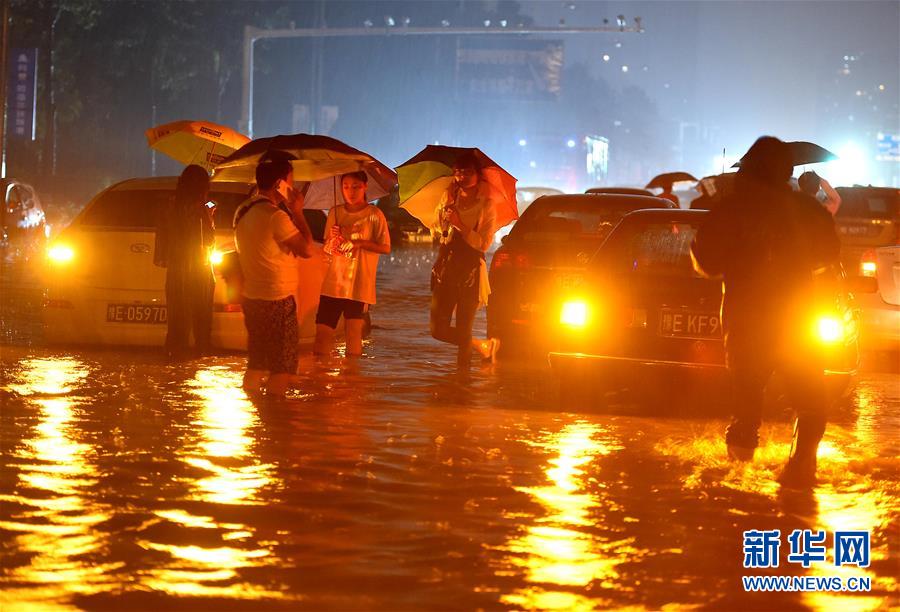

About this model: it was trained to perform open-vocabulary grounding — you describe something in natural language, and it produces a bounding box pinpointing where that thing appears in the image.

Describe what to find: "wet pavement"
[1,247,898,610]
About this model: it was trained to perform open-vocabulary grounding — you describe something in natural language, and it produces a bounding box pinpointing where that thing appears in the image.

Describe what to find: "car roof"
[585,187,654,196]
[531,193,676,210]
[616,207,708,224]
[109,176,251,194]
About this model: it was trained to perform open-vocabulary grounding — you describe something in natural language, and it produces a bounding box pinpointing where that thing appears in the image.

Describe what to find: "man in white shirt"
[234,157,312,395]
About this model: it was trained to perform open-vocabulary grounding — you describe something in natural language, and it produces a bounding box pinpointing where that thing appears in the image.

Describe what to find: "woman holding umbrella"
[429,153,500,366]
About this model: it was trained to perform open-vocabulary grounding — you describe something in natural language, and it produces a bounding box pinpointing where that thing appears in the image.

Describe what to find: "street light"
[363,19,373,27]
[385,16,395,27]
[617,14,626,30]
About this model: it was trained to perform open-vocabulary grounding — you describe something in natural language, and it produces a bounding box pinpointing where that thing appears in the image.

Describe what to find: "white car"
[495,186,565,245]
[856,245,899,351]
[43,176,327,349]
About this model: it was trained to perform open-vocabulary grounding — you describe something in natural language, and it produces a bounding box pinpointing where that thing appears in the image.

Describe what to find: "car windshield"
[602,221,703,278]
[835,188,898,220]
[510,199,647,243]
[78,188,249,229]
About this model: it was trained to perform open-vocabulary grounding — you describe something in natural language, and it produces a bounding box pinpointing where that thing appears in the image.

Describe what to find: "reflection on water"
[0,358,121,607]
[181,366,274,505]
[499,422,625,610]
[0,251,897,609]
[138,365,286,602]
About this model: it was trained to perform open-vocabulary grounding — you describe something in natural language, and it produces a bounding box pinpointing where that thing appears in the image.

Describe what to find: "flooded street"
[1,247,898,610]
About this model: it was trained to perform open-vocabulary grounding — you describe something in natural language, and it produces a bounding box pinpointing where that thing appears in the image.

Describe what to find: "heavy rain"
[1,1,898,610]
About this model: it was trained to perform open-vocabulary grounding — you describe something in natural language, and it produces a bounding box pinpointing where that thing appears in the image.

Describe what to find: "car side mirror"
[845,275,878,294]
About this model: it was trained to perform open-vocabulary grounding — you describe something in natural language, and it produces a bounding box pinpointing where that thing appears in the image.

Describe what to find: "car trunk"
[490,236,603,326]
[603,273,726,366]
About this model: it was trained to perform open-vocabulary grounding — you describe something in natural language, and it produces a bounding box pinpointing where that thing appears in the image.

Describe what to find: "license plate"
[556,273,583,289]
[659,309,721,339]
[106,303,167,324]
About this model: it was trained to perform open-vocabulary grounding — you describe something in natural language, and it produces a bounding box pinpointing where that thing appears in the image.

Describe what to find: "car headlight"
[560,299,589,327]
[209,249,224,266]
[47,244,75,263]
[816,315,844,344]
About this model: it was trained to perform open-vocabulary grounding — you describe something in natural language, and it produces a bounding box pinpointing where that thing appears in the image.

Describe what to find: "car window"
[511,202,640,243]
[835,189,898,220]
[608,222,701,277]
[79,188,248,229]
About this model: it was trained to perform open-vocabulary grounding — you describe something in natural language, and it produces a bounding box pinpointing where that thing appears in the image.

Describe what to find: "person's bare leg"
[266,373,292,396]
[345,319,364,356]
[471,338,491,358]
[313,324,335,356]
[242,369,268,393]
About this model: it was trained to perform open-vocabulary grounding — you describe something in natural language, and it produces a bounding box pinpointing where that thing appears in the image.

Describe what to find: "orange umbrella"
[397,145,518,231]
[146,120,250,171]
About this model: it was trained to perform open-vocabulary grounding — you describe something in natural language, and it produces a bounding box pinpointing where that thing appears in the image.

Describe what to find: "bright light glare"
[817,316,844,344]
[560,301,588,327]
[518,139,527,147]
[824,142,868,186]
[566,139,576,148]
[860,261,877,277]
[47,244,74,263]
[209,250,224,266]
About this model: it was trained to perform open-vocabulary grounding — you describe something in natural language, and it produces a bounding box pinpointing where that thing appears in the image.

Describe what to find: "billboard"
[876,133,899,162]
[7,48,38,140]
[455,39,563,101]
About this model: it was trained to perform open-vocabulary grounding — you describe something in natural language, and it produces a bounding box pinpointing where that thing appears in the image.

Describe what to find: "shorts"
[242,295,299,375]
[315,295,368,329]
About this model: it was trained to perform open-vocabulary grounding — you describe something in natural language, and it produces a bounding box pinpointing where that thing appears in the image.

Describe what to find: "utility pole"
[0,0,9,177]
[239,23,644,138]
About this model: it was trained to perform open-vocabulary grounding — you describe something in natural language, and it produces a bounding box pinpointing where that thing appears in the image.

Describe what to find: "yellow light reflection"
[0,358,121,606]
[499,423,623,608]
[138,366,283,602]
[183,367,275,505]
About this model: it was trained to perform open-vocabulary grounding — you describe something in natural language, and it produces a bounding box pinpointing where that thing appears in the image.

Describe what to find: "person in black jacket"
[691,136,840,488]
[155,165,215,359]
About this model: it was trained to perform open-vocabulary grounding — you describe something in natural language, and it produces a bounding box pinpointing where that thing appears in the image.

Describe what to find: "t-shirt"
[320,204,390,304]
[233,196,301,301]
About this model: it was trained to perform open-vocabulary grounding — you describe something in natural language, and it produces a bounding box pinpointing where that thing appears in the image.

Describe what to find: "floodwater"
[1,247,898,610]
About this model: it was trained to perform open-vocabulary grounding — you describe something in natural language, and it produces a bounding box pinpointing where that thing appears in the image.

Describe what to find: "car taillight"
[859,249,877,277]
[490,251,530,272]
[560,299,589,327]
[47,243,75,263]
[816,315,844,344]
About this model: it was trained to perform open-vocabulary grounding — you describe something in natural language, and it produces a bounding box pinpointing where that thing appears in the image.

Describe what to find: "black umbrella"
[732,141,838,168]
[645,171,698,190]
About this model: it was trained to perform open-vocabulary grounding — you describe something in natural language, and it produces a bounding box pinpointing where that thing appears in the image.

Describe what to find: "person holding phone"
[233,157,313,396]
[154,164,215,360]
